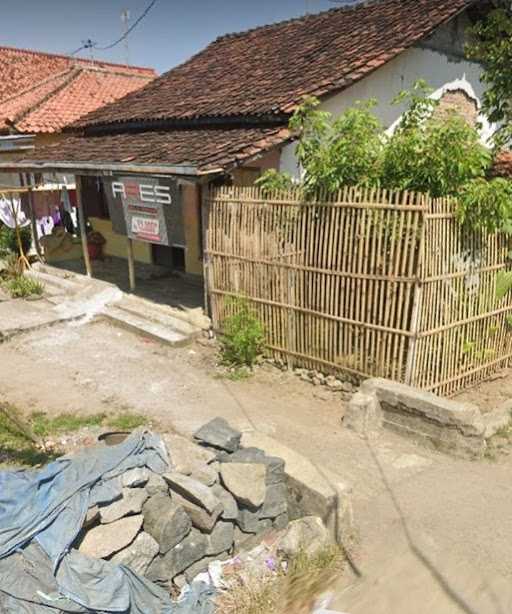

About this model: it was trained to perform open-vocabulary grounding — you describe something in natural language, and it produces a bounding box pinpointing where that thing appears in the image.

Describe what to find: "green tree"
[381,81,492,197]
[466,7,512,148]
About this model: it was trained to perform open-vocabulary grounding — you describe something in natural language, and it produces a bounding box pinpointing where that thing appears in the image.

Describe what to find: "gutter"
[0,159,204,177]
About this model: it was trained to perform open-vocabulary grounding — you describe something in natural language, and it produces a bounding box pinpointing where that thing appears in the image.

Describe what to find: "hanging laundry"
[0,196,30,229]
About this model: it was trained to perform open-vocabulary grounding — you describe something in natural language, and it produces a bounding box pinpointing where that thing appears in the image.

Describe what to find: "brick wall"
[435,89,479,126]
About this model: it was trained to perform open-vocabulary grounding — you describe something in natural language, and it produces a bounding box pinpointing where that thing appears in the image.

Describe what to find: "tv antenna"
[121,9,131,64]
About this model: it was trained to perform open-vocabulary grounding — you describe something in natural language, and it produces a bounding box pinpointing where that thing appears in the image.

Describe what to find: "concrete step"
[27,269,83,296]
[119,293,210,332]
[103,305,191,347]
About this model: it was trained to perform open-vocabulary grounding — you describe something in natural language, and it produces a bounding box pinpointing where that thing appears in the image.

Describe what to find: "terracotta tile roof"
[73,0,474,131]
[12,127,292,173]
[0,46,155,134]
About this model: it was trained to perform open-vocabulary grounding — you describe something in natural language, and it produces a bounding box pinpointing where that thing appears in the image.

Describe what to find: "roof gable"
[73,0,475,131]
[0,46,156,134]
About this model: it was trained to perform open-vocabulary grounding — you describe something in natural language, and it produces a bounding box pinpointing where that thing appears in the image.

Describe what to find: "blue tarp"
[0,430,215,613]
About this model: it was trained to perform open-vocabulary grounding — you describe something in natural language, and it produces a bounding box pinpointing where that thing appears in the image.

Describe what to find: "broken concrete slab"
[359,378,488,458]
[220,462,266,510]
[344,391,383,438]
[194,417,241,453]
[79,515,143,559]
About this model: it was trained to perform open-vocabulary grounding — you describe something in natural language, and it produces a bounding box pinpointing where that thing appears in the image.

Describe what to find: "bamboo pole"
[127,237,136,291]
[75,177,92,277]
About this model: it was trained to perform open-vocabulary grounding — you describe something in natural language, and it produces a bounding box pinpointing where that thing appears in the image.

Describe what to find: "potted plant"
[86,230,106,261]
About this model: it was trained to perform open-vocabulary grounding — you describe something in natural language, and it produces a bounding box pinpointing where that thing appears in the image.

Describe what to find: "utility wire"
[95,0,157,50]
[66,0,157,58]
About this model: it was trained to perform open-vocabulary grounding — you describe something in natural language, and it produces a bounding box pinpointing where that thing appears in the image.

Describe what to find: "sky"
[1,0,355,74]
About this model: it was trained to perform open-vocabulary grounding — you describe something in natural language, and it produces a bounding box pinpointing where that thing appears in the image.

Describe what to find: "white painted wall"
[280,44,494,179]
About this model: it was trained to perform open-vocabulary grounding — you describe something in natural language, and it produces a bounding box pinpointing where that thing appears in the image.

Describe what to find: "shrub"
[3,275,44,298]
[220,299,265,368]
[456,177,512,235]
[0,224,32,258]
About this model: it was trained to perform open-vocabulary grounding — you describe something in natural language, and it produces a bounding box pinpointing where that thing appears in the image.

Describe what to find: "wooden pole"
[76,176,92,277]
[127,237,136,291]
[27,189,43,262]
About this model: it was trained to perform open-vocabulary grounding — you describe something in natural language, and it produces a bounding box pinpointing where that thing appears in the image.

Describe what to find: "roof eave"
[0,158,203,177]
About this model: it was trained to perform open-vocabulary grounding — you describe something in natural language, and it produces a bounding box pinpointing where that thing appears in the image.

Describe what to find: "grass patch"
[0,405,59,468]
[217,545,344,614]
[2,275,44,298]
[30,411,148,437]
[106,413,147,430]
[31,412,107,437]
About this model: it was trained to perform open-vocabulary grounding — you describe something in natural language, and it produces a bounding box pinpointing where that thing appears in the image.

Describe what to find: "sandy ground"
[1,318,512,612]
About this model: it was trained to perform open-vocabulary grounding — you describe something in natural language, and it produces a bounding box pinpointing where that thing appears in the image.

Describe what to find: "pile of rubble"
[76,418,293,590]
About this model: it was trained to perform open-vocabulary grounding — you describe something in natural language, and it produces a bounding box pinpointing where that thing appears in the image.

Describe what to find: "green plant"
[107,412,147,430]
[495,270,512,302]
[0,223,32,257]
[381,81,491,197]
[456,178,512,235]
[256,169,295,194]
[3,274,44,298]
[220,299,265,368]
[30,411,147,436]
[466,8,512,148]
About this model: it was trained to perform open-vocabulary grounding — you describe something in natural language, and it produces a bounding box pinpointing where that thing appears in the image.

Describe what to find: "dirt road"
[1,319,512,612]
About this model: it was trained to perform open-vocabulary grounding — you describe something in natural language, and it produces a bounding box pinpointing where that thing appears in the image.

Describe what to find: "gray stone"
[228,448,285,485]
[220,462,266,510]
[233,521,272,551]
[163,472,221,514]
[190,464,218,486]
[260,483,287,519]
[236,507,262,534]
[84,505,100,529]
[211,483,238,521]
[162,432,216,476]
[110,532,159,575]
[194,417,241,453]
[241,432,355,544]
[343,391,383,439]
[145,473,169,497]
[483,399,512,439]
[122,468,150,488]
[143,494,192,553]
[273,512,289,531]
[146,529,208,582]
[205,521,235,556]
[277,516,331,559]
[172,492,221,533]
[99,488,149,524]
[325,375,343,391]
[79,515,143,559]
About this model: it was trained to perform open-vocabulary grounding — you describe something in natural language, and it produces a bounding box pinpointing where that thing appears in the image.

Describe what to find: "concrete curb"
[344,378,512,459]
[241,431,355,545]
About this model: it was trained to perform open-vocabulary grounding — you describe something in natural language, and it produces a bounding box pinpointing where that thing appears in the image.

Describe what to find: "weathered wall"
[89,217,153,264]
[280,17,494,178]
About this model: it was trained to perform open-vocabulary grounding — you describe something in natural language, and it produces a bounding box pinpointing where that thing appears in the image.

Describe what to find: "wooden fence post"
[76,176,92,277]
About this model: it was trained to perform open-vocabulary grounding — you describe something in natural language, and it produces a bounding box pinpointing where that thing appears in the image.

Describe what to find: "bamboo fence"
[205,186,512,397]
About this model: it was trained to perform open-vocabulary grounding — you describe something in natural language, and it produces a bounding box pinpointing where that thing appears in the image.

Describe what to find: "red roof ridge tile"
[9,68,81,126]
[0,45,156,76]
[0,67,75,109]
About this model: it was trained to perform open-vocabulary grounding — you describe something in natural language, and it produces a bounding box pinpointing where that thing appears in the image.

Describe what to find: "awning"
[0,126,291,176]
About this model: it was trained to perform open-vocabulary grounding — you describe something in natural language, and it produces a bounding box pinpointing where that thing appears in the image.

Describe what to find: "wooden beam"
[75,177,92,277]
[27,190,43,262]
[127,237,136,291]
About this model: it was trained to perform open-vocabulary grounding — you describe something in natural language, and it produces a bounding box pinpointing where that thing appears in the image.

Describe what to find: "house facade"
[0,0,499,281]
